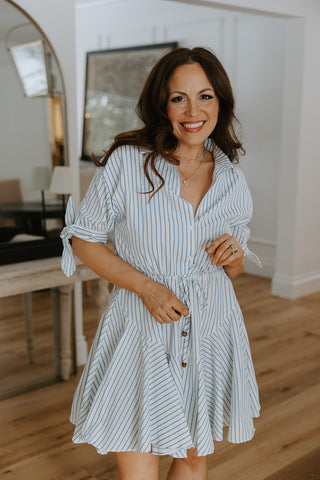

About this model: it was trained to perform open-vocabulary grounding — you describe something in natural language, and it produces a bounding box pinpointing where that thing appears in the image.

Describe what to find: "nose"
[185,99,199,117]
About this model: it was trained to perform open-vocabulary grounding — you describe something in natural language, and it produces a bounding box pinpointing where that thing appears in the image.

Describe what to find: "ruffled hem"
[70,291,260,458]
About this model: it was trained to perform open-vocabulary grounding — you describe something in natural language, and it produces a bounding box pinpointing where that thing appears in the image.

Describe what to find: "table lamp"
[31,166,52,235]
[50,166,73,213]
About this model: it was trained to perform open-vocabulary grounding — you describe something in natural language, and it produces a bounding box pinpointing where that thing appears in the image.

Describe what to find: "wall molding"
[272,271,320,299]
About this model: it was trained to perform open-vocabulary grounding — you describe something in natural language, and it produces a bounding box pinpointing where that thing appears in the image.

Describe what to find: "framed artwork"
[81,42,177,160]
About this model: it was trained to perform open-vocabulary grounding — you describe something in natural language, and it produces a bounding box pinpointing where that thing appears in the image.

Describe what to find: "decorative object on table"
[50,166,73,213]
[81,42,177,161]
[31,166,52,235]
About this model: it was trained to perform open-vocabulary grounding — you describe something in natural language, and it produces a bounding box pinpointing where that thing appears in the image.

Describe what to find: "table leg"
[23,292,34,364]
[51,288,61,377]
[58,284,73,381]
[96,279,111,316]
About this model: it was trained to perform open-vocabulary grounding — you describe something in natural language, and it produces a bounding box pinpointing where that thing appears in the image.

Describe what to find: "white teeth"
[182,121,205,128]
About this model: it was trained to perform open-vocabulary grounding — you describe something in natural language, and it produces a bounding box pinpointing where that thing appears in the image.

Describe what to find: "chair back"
[0,179,23,226]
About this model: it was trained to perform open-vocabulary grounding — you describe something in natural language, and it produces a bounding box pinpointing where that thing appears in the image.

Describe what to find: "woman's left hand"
[205,233,244,268]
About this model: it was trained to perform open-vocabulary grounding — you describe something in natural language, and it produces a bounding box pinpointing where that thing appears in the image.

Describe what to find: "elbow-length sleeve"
[228,168,262,267]
[60,167,116,277]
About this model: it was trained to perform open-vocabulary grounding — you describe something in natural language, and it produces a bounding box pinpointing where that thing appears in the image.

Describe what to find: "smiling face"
[167,62,219,154]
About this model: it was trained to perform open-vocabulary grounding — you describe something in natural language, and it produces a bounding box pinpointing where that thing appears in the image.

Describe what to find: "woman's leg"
[166,449,208,480]
[115,451,159,480]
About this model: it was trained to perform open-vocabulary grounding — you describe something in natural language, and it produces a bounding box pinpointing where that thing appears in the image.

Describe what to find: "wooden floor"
[0,275,319,480]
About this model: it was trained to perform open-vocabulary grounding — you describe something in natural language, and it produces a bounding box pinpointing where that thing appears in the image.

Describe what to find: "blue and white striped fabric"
[61,140,260,458]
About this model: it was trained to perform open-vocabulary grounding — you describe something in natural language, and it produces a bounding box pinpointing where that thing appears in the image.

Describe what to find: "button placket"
[186,216,198,269]
[181,314,191,368]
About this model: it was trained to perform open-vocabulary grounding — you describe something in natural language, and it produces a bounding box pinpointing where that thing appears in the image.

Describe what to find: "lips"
[181,121,205,129]
[179,120,206,133]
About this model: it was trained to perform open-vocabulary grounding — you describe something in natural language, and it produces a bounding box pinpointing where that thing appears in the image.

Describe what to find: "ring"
[229,245,236,255]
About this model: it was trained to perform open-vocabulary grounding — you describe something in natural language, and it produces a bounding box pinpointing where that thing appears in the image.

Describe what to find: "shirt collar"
[204,138,236,175]
[138,139,235,170]
[138,139,236,193]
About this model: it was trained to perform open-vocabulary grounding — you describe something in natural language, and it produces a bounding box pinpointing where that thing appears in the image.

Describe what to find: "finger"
[214,241,239,264]
[211,239,231,264]
[170,307,183,322]
[213,238,239,264]
[206,234,231,254]
[173,301,189,317]
[163,307,180,322]
[216,248,242,266]
[221,250,243,266]
[153,313,165,324]
[156,311,172,324]
[164,312,175,323]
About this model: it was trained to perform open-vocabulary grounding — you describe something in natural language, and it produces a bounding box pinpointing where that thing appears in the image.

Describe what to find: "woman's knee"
[115,451,159,480]
[174,454,208,473]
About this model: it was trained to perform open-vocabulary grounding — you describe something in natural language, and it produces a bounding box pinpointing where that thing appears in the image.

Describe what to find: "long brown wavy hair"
[93,47,244,197]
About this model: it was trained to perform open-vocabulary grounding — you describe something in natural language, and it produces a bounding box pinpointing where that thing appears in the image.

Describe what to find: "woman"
[61,47,261,480]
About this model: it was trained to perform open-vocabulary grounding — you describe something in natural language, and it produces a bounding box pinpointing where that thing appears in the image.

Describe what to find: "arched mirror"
[0,0,68,265]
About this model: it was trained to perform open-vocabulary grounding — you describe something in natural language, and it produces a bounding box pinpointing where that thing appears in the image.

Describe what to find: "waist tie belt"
[151,269,225,366]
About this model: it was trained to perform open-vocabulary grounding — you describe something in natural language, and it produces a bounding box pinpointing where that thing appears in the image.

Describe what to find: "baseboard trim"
[272,271,320,299]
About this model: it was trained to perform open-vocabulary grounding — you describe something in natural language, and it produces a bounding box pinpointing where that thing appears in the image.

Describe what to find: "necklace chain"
[178,151,206,187]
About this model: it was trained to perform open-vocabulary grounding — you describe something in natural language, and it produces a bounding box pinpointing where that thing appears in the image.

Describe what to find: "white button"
[188,225,194,231]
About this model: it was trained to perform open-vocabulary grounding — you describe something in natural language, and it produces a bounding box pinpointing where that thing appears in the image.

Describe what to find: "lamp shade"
[31,166,52,190]
[50,166,73,194]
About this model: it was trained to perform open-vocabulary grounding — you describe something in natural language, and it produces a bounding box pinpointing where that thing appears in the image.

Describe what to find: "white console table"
[0,257,99,381]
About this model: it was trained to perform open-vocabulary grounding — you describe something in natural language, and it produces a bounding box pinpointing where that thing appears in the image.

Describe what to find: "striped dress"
[60,140,261,458]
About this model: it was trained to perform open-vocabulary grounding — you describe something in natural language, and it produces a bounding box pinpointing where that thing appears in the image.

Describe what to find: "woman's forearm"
[72,236,151,297]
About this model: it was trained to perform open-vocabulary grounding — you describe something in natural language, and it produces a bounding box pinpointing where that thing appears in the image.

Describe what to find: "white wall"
[76,0,285,279]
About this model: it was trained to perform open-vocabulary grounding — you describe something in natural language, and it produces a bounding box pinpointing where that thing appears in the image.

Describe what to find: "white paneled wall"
[76,0,286,278]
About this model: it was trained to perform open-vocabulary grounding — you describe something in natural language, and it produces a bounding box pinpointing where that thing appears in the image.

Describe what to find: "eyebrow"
[169,88,214,95]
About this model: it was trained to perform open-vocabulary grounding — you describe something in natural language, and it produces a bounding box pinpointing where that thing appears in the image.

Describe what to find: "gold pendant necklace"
[180,155,204,187]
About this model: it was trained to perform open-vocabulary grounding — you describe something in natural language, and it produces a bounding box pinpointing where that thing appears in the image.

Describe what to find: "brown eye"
[170,96,184,103]
[201,94,213,100]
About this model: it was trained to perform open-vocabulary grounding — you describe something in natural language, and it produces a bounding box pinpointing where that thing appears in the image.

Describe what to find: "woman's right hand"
[138,279,189,324]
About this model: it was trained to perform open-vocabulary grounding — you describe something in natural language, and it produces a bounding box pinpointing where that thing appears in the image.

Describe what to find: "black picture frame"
[81,42,178,161]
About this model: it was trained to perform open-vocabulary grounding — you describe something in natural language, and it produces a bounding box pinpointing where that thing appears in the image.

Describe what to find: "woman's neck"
[174,144,210,165]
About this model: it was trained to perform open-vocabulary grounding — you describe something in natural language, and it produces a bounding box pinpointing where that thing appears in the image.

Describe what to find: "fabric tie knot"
[181,275,208,312]
[60,196,77,277]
